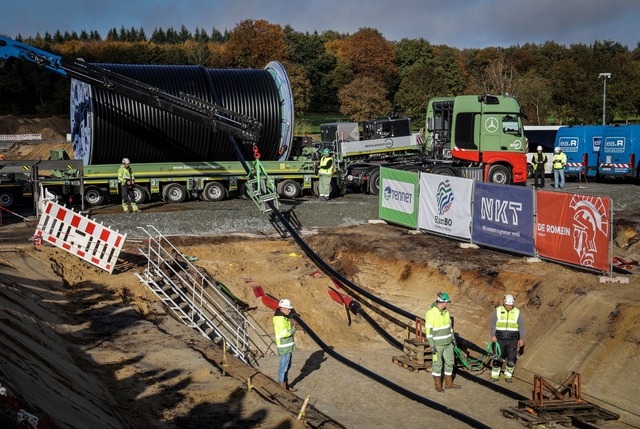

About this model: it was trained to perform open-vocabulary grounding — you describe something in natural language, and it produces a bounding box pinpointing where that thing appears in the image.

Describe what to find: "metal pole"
[602,77,607,126]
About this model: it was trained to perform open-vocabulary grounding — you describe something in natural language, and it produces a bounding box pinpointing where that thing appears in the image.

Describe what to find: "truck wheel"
[132,184,150,204]
[203,181,227,202]
[312,180,320,197]
[527,165,534,179]
[0,191,14,207]
[488,165,512,185]
[277,179,301,199]
[368,169,381,195]
[163,183,186,203]
[84,186,105,206]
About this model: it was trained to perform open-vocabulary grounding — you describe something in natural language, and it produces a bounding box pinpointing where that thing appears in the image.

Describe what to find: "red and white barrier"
[36,201,126,273]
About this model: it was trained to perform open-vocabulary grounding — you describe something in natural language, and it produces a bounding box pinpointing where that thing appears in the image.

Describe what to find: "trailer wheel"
[488,165,512,185]
[431,167,456,177]
[368,169,381,195]
[84,186,105,206]
[0,191,15,207]
[132,184,150,204]
[163,183,186,203]
[277,179,301,199]
[203,181,227,202]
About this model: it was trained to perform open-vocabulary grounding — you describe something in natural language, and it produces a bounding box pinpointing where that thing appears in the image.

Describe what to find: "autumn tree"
[222,19,288,68]
[394,64,449,126]
[337,28,397,81]
[282,61,311,118]
[517,70,552,125]
[338,76,392,122]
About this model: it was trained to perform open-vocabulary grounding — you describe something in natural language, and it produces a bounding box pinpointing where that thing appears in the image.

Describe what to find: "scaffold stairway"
[135,225,275,366]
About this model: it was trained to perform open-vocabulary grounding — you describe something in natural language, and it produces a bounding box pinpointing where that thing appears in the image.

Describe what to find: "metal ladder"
[135,225,275,365]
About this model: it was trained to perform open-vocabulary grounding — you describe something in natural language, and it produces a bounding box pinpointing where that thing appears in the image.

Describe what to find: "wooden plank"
[392,355,431,372]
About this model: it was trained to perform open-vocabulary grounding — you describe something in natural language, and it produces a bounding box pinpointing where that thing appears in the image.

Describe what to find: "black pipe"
[291,312,492,429]
[348,301,403,350]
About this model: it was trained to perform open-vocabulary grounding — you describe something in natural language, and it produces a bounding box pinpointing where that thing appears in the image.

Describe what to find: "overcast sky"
[2,0,638,49]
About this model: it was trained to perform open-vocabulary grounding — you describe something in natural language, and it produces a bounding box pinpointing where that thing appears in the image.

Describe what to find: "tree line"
[2,20,640,129]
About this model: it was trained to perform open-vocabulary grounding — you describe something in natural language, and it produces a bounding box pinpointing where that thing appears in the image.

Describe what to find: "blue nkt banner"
[472,182,535,255]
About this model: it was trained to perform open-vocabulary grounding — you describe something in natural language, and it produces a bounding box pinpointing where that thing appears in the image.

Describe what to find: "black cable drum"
[70,63,294,165]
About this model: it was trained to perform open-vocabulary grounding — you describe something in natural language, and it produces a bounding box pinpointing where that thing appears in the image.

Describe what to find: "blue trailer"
[556,125,605,178]
[598,124,640,181]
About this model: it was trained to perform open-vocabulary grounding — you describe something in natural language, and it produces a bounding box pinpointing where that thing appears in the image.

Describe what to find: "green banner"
[378,166,419,228]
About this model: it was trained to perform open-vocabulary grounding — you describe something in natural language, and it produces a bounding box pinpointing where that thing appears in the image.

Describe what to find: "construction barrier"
[535,191,611,272]
[36,201,126,273]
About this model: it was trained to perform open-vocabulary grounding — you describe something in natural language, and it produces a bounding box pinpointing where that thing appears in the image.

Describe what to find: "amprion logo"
[436,180,454,215]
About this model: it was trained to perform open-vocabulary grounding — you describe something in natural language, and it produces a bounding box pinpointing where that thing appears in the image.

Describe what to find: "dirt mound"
[0,115,69,136]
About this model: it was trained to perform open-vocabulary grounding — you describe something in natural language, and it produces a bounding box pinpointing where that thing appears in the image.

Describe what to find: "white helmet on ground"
[278,298,294,309]
[122,158,130,164]
[536,145,543,151]
[503,294,515,305]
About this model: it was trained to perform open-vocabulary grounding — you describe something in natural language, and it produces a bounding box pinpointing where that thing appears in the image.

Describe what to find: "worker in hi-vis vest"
[273,298,298,392]
[425,292,461,392]
[317,148,333,201]
[552,147,567,189]
[489,294,525,383]
[531,145,547,189]
[117,158,139,213]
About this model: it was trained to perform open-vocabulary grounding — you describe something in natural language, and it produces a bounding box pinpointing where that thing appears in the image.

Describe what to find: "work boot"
[122,202,129,212]
[279,382,297,392]
[444,375,461,389]
[131,202,139,212]
[433,376,444,393]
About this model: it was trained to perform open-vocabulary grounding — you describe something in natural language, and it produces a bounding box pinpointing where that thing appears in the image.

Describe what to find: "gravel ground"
[84,177,640,239]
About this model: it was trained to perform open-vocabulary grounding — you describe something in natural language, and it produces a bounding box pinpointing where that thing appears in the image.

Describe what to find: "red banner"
[535,191,611,272]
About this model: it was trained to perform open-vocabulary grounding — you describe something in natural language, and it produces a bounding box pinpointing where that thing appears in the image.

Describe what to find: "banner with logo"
[472,183,535,255]
[535,191,611,272]
[418,173,473,240]
[378,167,419,228]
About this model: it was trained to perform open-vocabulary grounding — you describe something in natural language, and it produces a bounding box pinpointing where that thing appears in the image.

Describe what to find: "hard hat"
[278,298,294,309]
[436,292,451,303]
[555,147,561,153]
[122,158,130,164]
[322,148,329,155]
[504,294,515,305]
[536,145,543,151]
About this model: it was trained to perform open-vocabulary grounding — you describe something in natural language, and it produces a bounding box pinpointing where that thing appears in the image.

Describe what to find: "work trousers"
[553,168,565,189]
[318,173,332,198]
[277,352,293,383]
[533,167,545,188]
[492,338,519,380]
[431,342,455,377]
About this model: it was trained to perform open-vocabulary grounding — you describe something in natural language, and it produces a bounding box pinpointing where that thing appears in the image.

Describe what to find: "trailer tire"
[488,165,512,185]
[527,164,534,179]
[84,186,105,206]
[277,179,301,199]
[203,181,227,202]
[368,169,381,196]
[132,184,149,204]
[0,191,15,207]
[163,183,186,203]
[431,167,456,177]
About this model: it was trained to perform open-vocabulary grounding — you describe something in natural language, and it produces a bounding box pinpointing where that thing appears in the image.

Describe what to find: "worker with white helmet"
[273,298,298,392]
[552,146,567,189]
[531,145,547,188]
[117,158,139,213]
[489,294,526,383]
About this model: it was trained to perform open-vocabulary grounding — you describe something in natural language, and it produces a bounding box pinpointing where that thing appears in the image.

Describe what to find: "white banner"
[381,177,416,214]
[0,133,42,141]
[418,173,473,240]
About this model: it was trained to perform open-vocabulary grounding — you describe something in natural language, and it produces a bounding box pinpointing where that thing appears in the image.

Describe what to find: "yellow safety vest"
[495,306,520,340]
[424,304,453,348]
[319,155,333,175]
[273,315,296,355]
[552,153,566,170]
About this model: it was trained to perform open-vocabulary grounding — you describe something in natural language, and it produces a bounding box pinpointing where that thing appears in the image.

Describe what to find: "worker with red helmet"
[425,291,461,392]
[273,298,298,392]
[489,294,526,383]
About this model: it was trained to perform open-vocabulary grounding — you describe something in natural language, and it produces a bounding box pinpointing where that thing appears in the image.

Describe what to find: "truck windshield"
[502,115,521,136]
